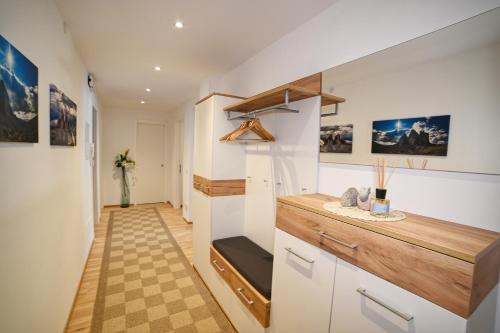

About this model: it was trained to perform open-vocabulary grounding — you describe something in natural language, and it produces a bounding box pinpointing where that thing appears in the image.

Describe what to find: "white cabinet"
[192,97,214,179]
[330,259,468,333]
[270,229,337,333]
[191,189,211,274]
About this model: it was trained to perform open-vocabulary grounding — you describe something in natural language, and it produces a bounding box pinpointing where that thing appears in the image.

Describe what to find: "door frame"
[92,106,101,224]
[134,120,168,205]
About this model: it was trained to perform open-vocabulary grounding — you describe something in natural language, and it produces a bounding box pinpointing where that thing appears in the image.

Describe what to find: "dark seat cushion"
[213,236,273,299]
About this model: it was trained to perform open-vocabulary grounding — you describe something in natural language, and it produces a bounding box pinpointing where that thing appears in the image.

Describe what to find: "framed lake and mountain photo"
[371,115,450,156]
[0,34,38,143]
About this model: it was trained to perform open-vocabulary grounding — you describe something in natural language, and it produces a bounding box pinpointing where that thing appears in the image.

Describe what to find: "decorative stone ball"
[340,187,359,207]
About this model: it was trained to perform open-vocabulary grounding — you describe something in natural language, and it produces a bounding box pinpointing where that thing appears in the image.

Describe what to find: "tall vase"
[120,167,130,208]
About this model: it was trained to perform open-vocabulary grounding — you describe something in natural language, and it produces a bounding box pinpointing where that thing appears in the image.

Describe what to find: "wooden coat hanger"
[220,118,275,142]
[219,120,250,141]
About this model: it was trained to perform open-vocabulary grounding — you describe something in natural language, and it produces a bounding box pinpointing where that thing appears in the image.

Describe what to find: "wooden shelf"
[223,84,345,113]
[223,84,314,113]
[321,93,346,106]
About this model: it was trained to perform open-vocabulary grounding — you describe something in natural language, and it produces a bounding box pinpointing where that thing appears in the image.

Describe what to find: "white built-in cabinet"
[270,229,337,333]
[271,229,496,333]
[330,260,469,333]
[192,95,266,333]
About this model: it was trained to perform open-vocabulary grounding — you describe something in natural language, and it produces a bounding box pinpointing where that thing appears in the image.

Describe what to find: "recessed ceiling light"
[140,100,145,104]
[174,21,184,29]
[145,88,151,92]
[154,66,161,71]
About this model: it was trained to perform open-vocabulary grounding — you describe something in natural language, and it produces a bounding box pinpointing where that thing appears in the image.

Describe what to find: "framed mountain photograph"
[372,115,450,156]
[320,124,353,153]
[50,84,77,146]
[0,34,39,143]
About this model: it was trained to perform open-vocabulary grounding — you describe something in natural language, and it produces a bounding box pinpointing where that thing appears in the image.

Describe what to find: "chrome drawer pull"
[319,231,358,249]
[212,260,225,272]
[237,288,254,305]
[356,288,414,322]
[284,247,314,263]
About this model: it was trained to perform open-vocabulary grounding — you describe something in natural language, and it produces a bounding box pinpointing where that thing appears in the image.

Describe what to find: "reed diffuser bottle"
[371,158,394,218]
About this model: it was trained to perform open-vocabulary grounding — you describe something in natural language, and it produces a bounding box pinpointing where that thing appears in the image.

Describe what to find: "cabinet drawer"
[276,202,474,317]
[210,246,230,282]
[209,246,271,327]
[331,259,466,333]
[270,229,336,333]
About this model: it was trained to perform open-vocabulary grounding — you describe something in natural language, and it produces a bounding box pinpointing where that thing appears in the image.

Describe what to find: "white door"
[136,122,166,204]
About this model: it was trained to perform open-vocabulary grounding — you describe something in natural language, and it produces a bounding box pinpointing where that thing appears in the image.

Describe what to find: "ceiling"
[55,0,337,112]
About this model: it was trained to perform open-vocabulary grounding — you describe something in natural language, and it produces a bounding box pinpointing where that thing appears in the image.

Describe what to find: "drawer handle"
[212,260,225,272]
[237,288,254,305]
[284,247,314,264]
[356,288,414,322]
[319,231,358,249]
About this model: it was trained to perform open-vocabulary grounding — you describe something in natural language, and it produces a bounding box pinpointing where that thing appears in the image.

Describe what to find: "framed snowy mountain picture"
[371,115,450,156]
[0,34,39,143]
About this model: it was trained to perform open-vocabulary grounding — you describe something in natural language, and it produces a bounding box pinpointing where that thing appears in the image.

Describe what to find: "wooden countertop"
[278,194,500,263]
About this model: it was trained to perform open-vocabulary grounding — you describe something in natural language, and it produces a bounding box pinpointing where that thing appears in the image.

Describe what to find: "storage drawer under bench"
[210,244,271,327]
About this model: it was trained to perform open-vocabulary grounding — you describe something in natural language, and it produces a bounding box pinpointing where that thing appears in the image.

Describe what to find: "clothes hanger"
[249,118,274,141]
[219,120,251,141]
[220,118,275,142]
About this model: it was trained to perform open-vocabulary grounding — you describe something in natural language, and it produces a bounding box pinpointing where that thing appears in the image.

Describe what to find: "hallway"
[66,205,233,333]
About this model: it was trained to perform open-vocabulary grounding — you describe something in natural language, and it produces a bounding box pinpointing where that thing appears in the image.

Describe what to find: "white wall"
[196,0,500,329]
[180,99,196,221]
[0,0,100,331]
[101,108,175,206]
[170,117,183,208]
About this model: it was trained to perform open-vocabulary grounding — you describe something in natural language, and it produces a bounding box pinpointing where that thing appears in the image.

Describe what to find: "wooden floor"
[65,203,192,333]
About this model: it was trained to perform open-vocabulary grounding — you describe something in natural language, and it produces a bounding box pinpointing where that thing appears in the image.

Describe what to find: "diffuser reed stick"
[375,158,395,189]
[422,159,428,170]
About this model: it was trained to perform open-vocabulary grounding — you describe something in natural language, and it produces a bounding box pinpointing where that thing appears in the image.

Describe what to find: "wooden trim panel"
[276,194,500,318]
[210,246,271,327]
[195,92,246,106]
[193,174,245,197]
[469,239,500,314]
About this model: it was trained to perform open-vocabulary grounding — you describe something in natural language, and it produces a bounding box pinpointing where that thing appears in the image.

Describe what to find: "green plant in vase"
[114,149,135,208]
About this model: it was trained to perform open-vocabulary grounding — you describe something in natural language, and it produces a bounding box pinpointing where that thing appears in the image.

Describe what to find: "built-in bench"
[210,236,273,327]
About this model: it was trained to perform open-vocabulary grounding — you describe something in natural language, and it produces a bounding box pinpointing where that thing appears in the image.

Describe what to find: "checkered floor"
[91,208,235,333]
